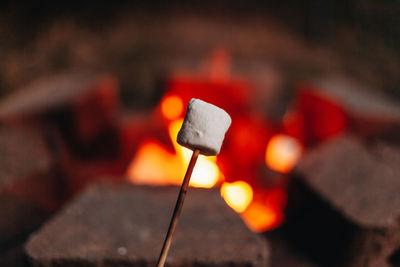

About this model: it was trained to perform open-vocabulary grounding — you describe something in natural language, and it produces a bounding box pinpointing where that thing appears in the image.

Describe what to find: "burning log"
[0,126,63,266]
[286,135,400,266]
[25,181,269,266]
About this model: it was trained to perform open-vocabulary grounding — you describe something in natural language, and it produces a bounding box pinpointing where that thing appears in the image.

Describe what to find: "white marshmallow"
[177,99,231,156]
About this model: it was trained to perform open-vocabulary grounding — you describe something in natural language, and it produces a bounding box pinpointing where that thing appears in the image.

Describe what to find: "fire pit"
[0,3,399,266]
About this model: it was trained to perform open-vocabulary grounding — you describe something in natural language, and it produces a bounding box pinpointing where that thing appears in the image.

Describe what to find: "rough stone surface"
[295,135,400,229]
[288,135,400,266]
[372,141,400,171]
[25,182,269,266]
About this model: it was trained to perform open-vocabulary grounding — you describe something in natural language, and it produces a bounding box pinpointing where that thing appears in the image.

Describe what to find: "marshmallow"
[177,99,231,156]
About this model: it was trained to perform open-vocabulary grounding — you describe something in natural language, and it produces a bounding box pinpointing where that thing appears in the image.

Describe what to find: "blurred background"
[0,1,399,266]
[0,0,399,100]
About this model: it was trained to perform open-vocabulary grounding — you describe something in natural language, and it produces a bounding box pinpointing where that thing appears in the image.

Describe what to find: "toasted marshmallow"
[177,99,231,156]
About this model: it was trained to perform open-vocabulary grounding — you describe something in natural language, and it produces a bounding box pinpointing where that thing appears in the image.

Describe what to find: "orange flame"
[126,140,182,185]
[161,94,184,120]
[220,181,253,213]
[240,189,286,232]
[265,134,302,173]
[127,69,291,233]
[220,182,286,232]
[241,202,279,232]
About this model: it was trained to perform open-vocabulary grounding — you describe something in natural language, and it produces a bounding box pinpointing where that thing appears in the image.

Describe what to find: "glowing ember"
[126,140,183,185]
[126,53,297,233]
[220,181,253,213]
[190,158,220,188]
[241,202,279,232]
[265,134,302,173]
[161,94,184,120]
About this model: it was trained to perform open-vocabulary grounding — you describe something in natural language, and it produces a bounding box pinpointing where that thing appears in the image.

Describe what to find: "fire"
[221,183,286,232]
[126,54,298,233]
[127,97,220,188]
[241,202,279,232]
[220,181,253,213]
[265,134,302,173]
[161,94,184,120]
[126,140,183,185]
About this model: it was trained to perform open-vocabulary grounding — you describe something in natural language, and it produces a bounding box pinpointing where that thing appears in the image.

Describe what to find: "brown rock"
[295,135,400,228]
[25,182,269,266]
[287,135,400,266]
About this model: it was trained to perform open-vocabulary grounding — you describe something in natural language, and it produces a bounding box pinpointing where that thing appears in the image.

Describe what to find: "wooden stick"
[156,149,200,267]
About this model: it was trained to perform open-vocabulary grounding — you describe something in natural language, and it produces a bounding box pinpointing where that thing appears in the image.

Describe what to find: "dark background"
[0,0,399,105]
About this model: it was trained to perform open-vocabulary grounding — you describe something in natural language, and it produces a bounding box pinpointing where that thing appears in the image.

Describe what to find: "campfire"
[123,51,304,233]
[1,53,399,266]
[0,5,399,266]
